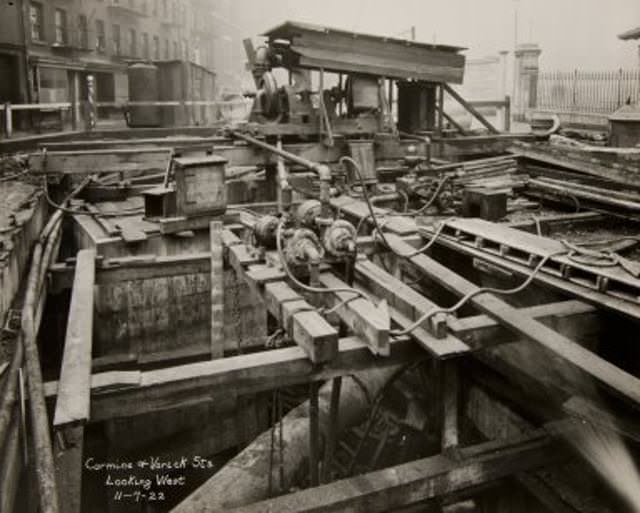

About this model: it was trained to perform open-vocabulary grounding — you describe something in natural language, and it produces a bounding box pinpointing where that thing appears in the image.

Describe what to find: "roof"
[291,46,464,83]
[618,26,640,40]
[261,20,466,84]
[262,20,466,53]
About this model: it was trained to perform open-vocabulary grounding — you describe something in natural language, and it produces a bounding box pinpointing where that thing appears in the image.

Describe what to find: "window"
[96,20,106,52]
[78,14,88,49]
[141,0,147,14]
[54,9,68,45]
[142,32,149,59]
[164,39,169,60]
[153,35,160,60]
[172,41,178,59]
[129,28,136,57]
[162,0,167,17]
[29,2,44,42]
[112,24,121,56]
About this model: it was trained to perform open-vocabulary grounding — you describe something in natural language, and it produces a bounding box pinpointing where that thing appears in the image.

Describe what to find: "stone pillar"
[513,43,542,121]
[499,50,509,98]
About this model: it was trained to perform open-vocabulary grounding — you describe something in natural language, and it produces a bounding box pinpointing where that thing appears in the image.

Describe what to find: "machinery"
[243,20,466,141]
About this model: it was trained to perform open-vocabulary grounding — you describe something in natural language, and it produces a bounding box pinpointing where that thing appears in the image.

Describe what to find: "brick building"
[0,0,217,125]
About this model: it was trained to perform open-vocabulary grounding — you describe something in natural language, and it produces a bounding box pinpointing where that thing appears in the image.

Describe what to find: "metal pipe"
[172,366,403,512]
[231,131,332,180]
[370,192,401,206]
[22,241,60,513]
[13,177,90,513]
[231,131,333,216]
[276,138,292,213]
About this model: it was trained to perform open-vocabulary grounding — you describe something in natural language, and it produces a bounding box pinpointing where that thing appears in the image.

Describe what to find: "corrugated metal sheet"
[291,45,465,84]
[262,20,466,53]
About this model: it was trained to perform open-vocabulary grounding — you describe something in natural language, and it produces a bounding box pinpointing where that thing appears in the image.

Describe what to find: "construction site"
[1,9,640,513]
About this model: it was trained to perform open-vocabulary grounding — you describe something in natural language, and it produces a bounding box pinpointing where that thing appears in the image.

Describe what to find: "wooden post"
[321,376,342,483]
[4,102,12,138]
[309,380,320,487]
[504,95,511,132]
[210,220,224,359]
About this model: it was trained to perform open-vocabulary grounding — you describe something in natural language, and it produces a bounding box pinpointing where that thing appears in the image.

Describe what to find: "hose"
[390,249,567,337]
[341,156,453,259]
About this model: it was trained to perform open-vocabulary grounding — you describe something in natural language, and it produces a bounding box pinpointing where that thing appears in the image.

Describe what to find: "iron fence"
[537,69,640,114]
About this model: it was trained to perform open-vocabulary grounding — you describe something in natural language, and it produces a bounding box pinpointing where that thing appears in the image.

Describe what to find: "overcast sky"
[230,0,640,70]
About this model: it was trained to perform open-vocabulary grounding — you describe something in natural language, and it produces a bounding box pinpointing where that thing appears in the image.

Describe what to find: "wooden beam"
[210,221,224,359]
[53,249,96,427]
[354,259,470,357]
[29,148,172,175]
[437,105,468,135]
[443,83,500,134]
[318,272,390,356]
[41,296,603,425]
[44,336,422,422]
[225,427,569,513]
[385,233,640,408]
[447,300,601,348]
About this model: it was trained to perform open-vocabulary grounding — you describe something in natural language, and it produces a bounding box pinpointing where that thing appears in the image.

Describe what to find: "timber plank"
[54,249,96,427]
[43,335,420,422]
[264,281,302,321]
[225,428,567,513]
[29,148,171,175]
[292,310,339,363]
[318,272,390,356]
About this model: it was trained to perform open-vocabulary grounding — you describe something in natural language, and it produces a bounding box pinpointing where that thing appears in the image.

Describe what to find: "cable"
[406,175,451,215]
[276,218,373,303]
[390,249,567,337]
[342,156,453,259]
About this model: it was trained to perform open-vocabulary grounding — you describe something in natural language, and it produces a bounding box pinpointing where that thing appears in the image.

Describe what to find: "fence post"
[617,68,623,108]
[572,69,578,108]
[503,95,511,132]
[3,102,12,138]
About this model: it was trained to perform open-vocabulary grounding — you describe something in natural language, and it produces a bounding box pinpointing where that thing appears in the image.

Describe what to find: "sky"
[228,0,640,70]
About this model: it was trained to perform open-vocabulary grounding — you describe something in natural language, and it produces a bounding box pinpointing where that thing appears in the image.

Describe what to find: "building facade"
[0,0,217,125]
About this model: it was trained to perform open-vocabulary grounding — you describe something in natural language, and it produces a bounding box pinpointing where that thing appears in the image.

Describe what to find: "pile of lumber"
[526,176,640,219]
[440,155,527,191]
